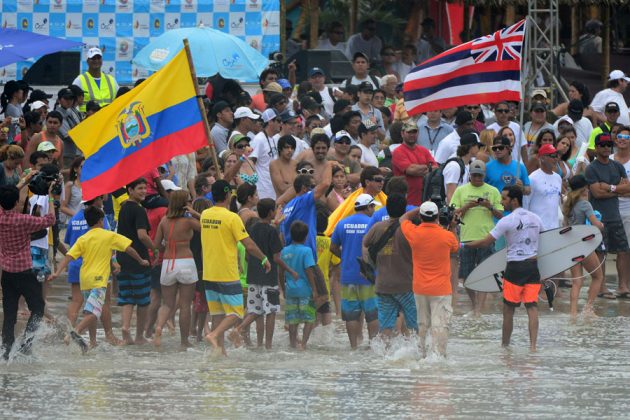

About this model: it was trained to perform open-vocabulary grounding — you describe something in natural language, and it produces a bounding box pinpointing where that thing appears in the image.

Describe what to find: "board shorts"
[503,260,541,307]
[246,284,280,315]
[285,297,316,325]
[602,220,629,254]
[160,258,198,286]
[117,270,152,307]
[30,246,50,276]
[459,245,494,280]
[204,280,244,318]
[377,292,418,331]
[341,284,378,322]
[82,287,107,319]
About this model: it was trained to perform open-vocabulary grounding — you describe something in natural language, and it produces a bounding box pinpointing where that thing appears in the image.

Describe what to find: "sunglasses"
[495,109,510,113]
[532,109,545,113]
[617,134,630,140]
[466,106,480,110]
[606,109,620,113]
[491,145,507,151]
[370,177,385,183]
[597,142,614,148]
[297,168,315,175]
[235,143,248,149]
[336,139,351,145]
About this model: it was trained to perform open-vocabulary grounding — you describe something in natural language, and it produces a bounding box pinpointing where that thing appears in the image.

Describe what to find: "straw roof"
[469,0,627,5]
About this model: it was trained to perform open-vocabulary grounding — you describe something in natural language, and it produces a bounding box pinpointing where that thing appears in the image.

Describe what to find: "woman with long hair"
[562,175,604,318]
[236,182,259,225]
[0,144,24,187]
[15,111,43,151]
[1,80,25,143]
[476,129,496,163]
[554,133,573,185]
[60,156,84,223]
[553,81,593,119]
[526,129,556,174]
[152,190,201,348]
[326,165,351,212]
[223,134,258,186]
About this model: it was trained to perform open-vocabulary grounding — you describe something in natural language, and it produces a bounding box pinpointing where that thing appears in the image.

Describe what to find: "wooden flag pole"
[183,38,223,180]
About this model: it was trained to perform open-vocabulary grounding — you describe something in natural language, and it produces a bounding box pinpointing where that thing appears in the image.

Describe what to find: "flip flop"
[616,292,630,299]
[597,292,617,300]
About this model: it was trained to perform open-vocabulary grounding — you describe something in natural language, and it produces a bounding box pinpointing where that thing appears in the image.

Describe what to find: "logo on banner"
[166,18,179,30]
[153,19,161,29]
[101,18,114,31]
[34,18,48,31]
[218,18,225,29]
[117,101,151,149]
[21,18,29,29]
[183,0,194,10]
[231,17,243,29]
[86,18,95,30]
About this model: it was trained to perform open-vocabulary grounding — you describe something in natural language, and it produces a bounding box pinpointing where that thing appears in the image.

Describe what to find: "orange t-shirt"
[400,220,458,296]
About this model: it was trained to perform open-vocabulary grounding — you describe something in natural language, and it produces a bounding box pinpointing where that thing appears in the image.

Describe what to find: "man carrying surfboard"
[464,185,544,352]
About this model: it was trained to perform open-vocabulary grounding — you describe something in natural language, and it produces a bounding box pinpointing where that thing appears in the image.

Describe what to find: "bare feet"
[105,333,123,346]
[153,328,162,347]
[166,320,176,335]
[180,341,193,350]
[89,341,98,350]
[122,329,134,345]
[205,333,220,352]
[134,337,149,345]
[227,329,243,348]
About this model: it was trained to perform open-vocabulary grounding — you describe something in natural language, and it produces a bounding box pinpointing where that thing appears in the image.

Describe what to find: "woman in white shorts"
[152,190,201,348]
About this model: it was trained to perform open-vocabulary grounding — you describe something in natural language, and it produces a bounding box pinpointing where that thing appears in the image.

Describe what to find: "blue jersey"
[64,208,110,283]
[366,204,416,231]
[281,191,317,261]
[331,213,371,285]
[281,243,316,298]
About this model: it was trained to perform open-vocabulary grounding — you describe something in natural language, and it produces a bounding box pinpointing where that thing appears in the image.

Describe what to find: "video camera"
[430,195,461,228]
[28,164,62,196]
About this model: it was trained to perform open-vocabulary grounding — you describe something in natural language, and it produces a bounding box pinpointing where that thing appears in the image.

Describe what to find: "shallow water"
[2,273,630,419]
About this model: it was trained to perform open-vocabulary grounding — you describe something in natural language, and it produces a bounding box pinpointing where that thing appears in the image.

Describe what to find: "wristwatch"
[610,184,617,193]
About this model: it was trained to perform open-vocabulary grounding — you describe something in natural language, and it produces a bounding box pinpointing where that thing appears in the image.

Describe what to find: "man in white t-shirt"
[357,119,379,167]
[345,19,382,63]
[434,111,476,164]
[249,109,282,199]
[560,100,593,150]
[486,101,527,162]
[590,70,630,126]
[524,144,562,230]
[339,52,381,89]
[464,185,544,351]
[443,132,482,203]
[308,67,335,118]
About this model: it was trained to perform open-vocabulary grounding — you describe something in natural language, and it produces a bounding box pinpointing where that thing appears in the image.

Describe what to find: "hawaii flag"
[404,19,526,116]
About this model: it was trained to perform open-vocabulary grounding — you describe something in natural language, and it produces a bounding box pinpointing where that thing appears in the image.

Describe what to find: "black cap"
[280,110,298,123]
[569,174,588,190]
[212,101,231,117]
[268,93,286,107]
[300,96,321,112]
[57,87,75,99]
[605,102,620,112]
[340,84,358,95]
[357,81,374,93]
[455,110,473,126]
[30,89,52,101]
[333,99,351,114]
[352,52,369,62]
[460,131,482,147]
[568,99,584,114]
[595,132,613,145]
[530,101,546,112]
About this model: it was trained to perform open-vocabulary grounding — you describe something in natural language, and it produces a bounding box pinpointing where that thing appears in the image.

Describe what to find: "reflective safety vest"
[78,72,116,112]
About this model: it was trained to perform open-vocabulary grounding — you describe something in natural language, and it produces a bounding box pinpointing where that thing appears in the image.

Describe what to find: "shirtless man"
[270,135,298,197]
[296,132,331,184]
[327,130,361,186]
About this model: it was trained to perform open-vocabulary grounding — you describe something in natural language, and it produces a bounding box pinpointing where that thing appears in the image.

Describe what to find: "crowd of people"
[2,28,630,361]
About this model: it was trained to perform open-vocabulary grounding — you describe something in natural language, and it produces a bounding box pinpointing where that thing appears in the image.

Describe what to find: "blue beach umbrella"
[133,26,269,81]
[0,28,82,68]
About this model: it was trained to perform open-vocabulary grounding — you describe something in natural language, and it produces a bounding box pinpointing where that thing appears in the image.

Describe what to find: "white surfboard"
[464,225,602,293]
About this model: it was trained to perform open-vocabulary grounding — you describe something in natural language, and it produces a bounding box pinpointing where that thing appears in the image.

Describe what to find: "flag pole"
[515,17,530,179]
[183,38,223,180]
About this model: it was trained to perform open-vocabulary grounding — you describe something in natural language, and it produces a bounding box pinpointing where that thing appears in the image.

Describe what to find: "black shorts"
[150,265,161,290]
[602,221,630,253]
[504,260,540,287]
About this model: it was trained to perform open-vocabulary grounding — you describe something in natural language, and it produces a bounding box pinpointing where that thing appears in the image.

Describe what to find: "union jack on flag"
[403,19,526,116]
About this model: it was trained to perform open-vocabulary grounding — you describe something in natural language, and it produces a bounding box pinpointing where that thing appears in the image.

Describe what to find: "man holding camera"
[0,180,56,360]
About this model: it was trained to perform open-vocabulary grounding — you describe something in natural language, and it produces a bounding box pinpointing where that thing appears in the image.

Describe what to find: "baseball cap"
[557,115,574,126]
[228,133,250,149]
[160,179,182,192]
[402,121,418,132]
[531,88,547,99]
[268,93,286,106]
[308,67,325,78]
[37,141,57,152]
[30,89,52,101]
[608,69,630,82]
[354,193,379,209]
[277,78,292,89]
[300,96,322,112]
[605,102,620,112]
[30,100,47,110]
[334,130,353,143]
[87,47,102,59]
[261,108,278,123]
[234,106,260,120]
[460,131,482,147]
[212,101,231,117]
[568,99,584,116]
[419,201,439,217]
[311,127,327,136]
[352,52,369,62]
[263,82,283,93]
[57,87,75,99]
[538,143,558,157]
[279,110,297,123]
[455,110,473,126]
[469,160,486,175]
[357,81,374,92]
[568,174,588,190]
[594,132,613,145]
[340,84,358,96]
[359,119,378,133]
[530,102,546,112]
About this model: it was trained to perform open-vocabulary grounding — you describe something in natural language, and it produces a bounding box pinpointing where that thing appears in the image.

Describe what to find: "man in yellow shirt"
[50,206,149,353]
[200,180,270,355]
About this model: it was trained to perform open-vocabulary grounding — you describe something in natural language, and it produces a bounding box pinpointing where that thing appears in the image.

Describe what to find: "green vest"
[78,72,116,112]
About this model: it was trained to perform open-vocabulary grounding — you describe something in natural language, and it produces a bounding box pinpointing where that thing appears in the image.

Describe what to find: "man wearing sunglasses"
[586,132,630,298]
[523,102,554,149]
[485,136,531,196]
[345,20,383,67]
[524,144,562,231]
[487,101,527,162]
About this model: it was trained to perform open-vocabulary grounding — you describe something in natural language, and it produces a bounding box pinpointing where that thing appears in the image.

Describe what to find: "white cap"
[234,106,260,120]
[334,130,353,143]
[557,115,574,125]
[419,201,439,217]
[261,108,277,123]
[609,69,630,82]
[531,88,547,99]
[354,193,380,209]
[31,100,47,110]
[37,141,56,152]
[161,179,182,191]
[87,47,103,59]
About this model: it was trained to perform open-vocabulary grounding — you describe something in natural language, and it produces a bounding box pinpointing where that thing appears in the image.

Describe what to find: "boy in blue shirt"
[279,221,325,350]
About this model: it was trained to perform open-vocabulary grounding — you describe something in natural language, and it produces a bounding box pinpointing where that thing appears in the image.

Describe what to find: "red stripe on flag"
[81,121,207,201]
[405,60,521,91]
[407,91,521,115]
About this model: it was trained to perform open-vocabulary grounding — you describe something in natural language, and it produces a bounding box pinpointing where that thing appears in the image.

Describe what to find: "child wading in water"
[562,174,605,320]
[49,206,149,352]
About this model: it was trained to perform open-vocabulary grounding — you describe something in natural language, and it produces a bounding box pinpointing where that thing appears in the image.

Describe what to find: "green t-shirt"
[451,183,504,241]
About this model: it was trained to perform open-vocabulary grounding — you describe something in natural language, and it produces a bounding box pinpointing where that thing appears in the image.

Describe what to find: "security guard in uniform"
[72,47,119,113]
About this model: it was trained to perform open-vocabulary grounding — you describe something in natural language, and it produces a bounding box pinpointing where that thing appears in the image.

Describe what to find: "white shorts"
[246,284,281,315]
[160,258,198,286]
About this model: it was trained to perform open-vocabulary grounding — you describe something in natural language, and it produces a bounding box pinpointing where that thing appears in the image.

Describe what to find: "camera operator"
[451,160,504,316]
[0,180,56,360]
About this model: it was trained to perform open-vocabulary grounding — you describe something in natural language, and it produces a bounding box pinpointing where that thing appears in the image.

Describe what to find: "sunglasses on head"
[297,168,315,175]
[491,145,507,151]
[370,177,385,183]
[496,109,510,113]
[617,134,630,140]
[597,142,614,148]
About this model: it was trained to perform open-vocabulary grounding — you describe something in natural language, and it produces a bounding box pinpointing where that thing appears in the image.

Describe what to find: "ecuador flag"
[70,49,208,201]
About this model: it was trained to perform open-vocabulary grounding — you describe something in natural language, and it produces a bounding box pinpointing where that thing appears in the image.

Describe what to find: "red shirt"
[141,168,160,196]
[0,209,56,273]
[251,93,266,112]
[392,143,436,206]
[147,207,167,264]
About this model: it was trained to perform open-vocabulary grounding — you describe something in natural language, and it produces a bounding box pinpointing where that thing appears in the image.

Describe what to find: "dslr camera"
[29,164,63,196]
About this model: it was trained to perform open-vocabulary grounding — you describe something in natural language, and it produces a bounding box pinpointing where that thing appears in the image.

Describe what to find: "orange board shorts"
[503,280,541,307]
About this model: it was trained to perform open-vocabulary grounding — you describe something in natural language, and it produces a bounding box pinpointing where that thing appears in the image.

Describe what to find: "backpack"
[379,146,393,170]
[421,157,465,204]
[357,219,400,284]
[342,75,381,90]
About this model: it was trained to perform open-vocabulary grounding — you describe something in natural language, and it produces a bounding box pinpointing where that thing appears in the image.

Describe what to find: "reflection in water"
[2,278,630,417]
